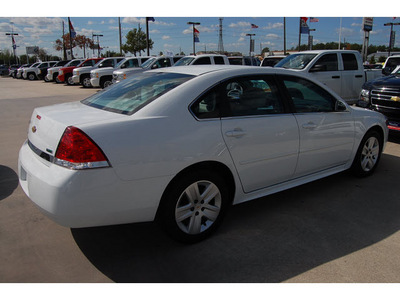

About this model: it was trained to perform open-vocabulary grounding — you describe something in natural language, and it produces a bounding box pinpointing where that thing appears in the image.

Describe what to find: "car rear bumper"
[18,140,164,228]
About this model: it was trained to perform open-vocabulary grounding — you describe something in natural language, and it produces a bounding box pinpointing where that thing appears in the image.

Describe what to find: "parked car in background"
[228,56,260,66]
[0,65,9,75]
[59,58,102,85]
[15,64,33,79]
[382,55,400,76]
[22,62,41,80]
[8,64,20,77]
[23,61,57,80]
[74,57,125,88]
[358,65,400,132]
[19,65,388,243]
[45,60,71,82]
[111,56,152,84]
[113,56,182,84]
[275,50,382,104]
[260,55,286,67]
[89,57,126,88]
[363,63,383,70]
[174,54,229,66]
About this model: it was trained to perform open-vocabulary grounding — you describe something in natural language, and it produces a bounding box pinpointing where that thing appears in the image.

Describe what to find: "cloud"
[162,35,170,40]
[266,33,279,39]
[264,22,284,30]
[229,22,251,28]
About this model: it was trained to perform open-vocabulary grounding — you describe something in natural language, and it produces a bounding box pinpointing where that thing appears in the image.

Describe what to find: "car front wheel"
[158,170,230,243]
[82,76,92,88]
[351,130,382,177]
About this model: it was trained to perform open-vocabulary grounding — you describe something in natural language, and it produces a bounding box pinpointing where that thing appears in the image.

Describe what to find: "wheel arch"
[155,160,236,220]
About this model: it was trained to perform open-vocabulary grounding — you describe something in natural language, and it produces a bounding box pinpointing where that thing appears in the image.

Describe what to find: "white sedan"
[18,65,388,243]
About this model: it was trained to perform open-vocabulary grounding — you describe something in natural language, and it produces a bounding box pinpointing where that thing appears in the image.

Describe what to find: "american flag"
[251,24,259,29]
[310,17,319,22]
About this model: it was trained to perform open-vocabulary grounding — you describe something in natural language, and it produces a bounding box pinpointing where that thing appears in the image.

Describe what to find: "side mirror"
[335,100,348,112]
[382,67,392,76]
[310,64,327,72]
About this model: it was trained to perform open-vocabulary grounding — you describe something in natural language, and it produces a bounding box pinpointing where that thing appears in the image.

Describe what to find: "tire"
[351,130,382,177]
[158,170,230,243]
[44,76,50,82]
[100,78,113,89]
[28,73,36,81]
[65,74,74,85]
[82,75,92,88]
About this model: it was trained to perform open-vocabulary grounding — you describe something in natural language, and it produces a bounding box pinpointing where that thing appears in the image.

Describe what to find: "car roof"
[146,65,297,77]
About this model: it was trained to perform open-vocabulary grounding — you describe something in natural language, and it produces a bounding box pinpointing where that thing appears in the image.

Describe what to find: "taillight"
[55,126,110,170]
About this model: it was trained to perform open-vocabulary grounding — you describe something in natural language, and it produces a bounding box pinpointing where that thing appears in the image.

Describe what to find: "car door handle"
[332,75,340,79]
[225,129,246,138]
[355,75,363,78]
[302,122,317,130]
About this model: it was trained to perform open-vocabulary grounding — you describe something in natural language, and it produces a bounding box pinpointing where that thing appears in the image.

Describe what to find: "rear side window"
[82,72,194,115]
[341,53,358,70]
[214,56,225,65]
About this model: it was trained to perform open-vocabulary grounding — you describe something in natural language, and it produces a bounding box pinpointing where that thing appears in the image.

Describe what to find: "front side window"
[82,72,194,115]
[193,57,212,65]
[282,76,336,113]
[312,54,338,71]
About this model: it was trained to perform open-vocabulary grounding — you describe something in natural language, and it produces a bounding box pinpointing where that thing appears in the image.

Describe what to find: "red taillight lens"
[55,126,109,169]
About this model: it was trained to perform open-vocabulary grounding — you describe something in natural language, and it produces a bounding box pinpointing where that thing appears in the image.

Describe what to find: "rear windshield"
[81,72,195,115]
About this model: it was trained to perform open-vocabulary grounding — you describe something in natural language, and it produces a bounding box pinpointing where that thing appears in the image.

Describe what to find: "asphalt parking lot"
[0,76,400,283]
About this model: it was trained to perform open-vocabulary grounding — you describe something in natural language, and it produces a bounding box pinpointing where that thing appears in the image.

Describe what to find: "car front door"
[307,53,342,97]
[280,75,355,177]
[220,75,299,193]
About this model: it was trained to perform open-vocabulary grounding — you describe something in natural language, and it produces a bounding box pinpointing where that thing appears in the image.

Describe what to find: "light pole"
[308,28,315,50]
[246,33,255,56]
[93,34,103,57]
[187,21,200,55]
[6,22,19,64]
[384,22,400,57]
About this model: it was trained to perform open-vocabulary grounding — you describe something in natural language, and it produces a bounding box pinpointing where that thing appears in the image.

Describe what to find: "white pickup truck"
[275,50,382,104]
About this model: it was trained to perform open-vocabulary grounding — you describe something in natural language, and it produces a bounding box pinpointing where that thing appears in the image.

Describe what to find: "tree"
[75,35,94,58]
[122,27,153,56]
[261,47,270,56]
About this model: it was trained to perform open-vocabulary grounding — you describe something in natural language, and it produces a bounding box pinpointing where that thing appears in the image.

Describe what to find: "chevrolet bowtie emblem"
[391,96,400,102]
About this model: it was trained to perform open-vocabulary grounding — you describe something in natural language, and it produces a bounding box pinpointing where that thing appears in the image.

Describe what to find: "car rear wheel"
[158,170,229,243]
[351,130,382,177]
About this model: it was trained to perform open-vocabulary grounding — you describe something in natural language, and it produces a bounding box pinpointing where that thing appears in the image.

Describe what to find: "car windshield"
[115,59,127,69]
[81,72,195,115]
[140,57,156,69]
[275,54,317,69]
[174,57,195,66]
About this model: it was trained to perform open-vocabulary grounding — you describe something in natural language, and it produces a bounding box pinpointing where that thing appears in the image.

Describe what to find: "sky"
[1,1,399,59]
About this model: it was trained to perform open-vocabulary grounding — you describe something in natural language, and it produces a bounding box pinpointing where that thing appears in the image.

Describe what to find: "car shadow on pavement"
[389,132,400,144]
[0,165,19,201]
[71,153,400,283]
